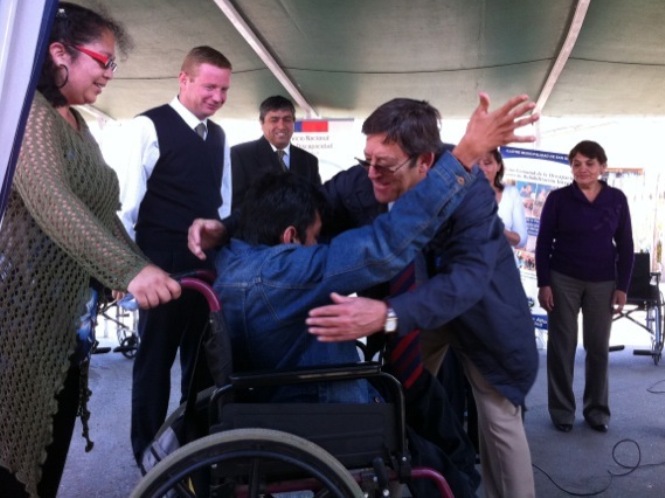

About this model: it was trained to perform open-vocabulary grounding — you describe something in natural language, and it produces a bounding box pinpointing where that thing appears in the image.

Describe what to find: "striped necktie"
[277,149,287,171]
[386,261,424,389]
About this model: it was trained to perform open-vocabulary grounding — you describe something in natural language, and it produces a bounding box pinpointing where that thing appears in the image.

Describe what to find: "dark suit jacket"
[320,160,537,407]
[231,136,321,210]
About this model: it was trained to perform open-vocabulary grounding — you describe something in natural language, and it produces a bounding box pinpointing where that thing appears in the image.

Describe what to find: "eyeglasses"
[355,156,414,175]
[71,45,117,73]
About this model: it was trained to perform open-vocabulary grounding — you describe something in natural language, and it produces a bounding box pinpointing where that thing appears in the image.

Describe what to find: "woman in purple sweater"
[536,140,634,434]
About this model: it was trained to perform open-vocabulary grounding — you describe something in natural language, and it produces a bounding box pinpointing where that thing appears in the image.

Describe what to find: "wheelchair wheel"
[112,306,139,358]
[131,428,364,498]
[119,334,139,359]
[654,295,665,365]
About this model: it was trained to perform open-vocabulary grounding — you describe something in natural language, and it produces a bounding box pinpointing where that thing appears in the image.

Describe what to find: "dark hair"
[181,46,232,75]
[237,172,327,246]
[489,148,506,192]
[39,2,131,107]
[568,140,607,165]
[259,95,296,122]
[361,98,445,159]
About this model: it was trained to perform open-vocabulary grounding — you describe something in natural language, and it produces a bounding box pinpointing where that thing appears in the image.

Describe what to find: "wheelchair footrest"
[113,345,136,353]
[633,349,657,356]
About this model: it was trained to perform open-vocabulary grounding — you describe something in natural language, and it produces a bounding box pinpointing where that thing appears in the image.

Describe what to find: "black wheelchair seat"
[216,402,398,470]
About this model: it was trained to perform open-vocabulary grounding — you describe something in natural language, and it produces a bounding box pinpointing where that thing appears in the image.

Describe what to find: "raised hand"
[453,92,540,168]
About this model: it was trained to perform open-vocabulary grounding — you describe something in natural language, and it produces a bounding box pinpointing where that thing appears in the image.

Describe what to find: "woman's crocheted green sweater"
[0,92,148,497]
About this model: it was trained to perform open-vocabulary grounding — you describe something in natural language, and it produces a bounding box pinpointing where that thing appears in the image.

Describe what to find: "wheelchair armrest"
[229,362,383,389]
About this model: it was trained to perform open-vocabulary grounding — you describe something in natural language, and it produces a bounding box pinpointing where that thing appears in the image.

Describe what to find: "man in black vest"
[231,95,321,211]
[105,46,232,466]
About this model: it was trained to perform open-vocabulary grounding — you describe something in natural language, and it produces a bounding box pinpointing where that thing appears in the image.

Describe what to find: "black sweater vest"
[135,105,225,250]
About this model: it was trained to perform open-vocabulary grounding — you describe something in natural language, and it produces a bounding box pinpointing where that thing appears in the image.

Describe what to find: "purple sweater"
[535,181,634,291]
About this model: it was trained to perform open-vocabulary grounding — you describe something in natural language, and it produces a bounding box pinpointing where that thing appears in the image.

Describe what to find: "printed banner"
[292,119,359,181]
[500,146,570,330]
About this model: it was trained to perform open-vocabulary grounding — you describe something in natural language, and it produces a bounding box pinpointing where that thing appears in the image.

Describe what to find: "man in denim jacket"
[189,93,538,497]
[209,161,481,498]
[213,159,473,404]
[191,96,537,399]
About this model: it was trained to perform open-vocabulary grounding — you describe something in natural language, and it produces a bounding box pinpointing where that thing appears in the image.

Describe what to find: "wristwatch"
[384,306,398,334]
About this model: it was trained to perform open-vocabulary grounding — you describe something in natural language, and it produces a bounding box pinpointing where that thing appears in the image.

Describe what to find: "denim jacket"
[213,152,475,403]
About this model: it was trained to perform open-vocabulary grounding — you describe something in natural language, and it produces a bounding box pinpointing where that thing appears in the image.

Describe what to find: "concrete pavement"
[58,314,665,497]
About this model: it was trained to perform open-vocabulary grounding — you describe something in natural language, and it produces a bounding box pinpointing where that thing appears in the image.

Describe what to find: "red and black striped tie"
[386,261,424,389]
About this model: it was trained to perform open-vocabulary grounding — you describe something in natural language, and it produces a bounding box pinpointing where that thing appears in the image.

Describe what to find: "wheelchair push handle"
[117,269,220,312]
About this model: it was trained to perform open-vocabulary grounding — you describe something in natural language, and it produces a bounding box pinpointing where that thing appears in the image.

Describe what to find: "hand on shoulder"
[188,218,227,260]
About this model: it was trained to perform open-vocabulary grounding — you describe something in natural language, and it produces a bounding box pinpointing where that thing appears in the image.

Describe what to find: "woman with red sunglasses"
[0,3,180,497]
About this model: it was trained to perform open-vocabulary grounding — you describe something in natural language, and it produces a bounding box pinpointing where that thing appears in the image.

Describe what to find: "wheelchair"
[81,283,139,358]
[97,294,140,358]
[130,274,455,498]
[613,252,664,365]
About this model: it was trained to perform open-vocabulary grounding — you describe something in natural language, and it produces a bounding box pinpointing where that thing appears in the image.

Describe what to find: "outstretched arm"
[307,92,540,342]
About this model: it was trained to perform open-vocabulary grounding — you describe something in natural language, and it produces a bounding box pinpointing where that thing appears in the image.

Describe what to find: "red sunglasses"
[71,45,117,73]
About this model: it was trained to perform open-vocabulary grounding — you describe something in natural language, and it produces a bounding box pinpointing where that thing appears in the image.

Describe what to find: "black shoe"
[589,423,608,433]
[554,423,572,432]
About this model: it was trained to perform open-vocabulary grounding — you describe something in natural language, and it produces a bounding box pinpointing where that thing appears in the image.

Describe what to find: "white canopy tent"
[3,0,665,218]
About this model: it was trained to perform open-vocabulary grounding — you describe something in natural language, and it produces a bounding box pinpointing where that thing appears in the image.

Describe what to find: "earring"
[55,64,69,89]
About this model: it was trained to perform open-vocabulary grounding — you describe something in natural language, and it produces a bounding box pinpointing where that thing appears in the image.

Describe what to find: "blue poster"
[500,146,570,340]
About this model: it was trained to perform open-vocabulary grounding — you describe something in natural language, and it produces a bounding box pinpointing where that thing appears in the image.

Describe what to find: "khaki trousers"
[421,327,536,498]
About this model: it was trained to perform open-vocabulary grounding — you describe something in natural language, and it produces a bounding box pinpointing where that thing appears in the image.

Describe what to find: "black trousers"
[130,247,214,464]
[403,370,480,498]
[438,347,480,454]
[0,363,80,498]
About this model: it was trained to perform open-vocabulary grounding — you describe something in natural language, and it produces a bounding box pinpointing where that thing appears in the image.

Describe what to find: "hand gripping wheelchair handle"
[117,269,220,312]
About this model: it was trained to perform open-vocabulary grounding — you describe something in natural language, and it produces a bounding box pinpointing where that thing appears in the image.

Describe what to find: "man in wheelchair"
[214,163,481,497]
[190,94,538,497]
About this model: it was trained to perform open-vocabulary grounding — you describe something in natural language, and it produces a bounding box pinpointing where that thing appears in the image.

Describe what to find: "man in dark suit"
[231,95,321,210]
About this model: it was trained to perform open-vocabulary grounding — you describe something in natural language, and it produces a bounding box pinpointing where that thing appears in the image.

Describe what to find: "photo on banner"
[500,146,570,329]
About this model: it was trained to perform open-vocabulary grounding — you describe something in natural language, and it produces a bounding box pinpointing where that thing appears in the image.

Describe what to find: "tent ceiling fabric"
[84,0,665,121]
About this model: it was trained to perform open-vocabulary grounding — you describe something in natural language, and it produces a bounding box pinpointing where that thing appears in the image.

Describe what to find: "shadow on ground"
[59,316,665,497]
